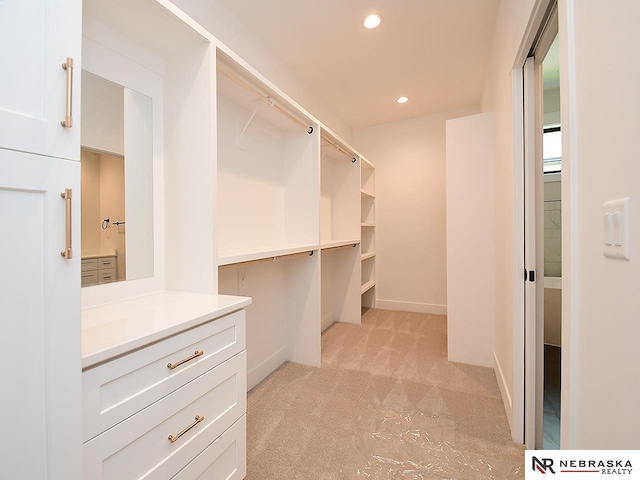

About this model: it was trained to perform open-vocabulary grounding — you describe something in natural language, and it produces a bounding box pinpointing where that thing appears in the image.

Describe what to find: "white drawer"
[84,351,246,480]
[98,256,117,269]
[82,270,99,287]
[82,310,246,441]
[82,258,98,272]
[172,415,246,480]
[98,267,116,284]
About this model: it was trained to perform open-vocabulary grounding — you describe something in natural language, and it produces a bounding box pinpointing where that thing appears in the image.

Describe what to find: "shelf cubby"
[320,132,360,246]
[216,56,319,260]
[320,244,361,331]
[218,251,319,390]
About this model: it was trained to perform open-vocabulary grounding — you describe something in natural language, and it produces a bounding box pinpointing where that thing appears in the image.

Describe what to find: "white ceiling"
[219,0,501,130]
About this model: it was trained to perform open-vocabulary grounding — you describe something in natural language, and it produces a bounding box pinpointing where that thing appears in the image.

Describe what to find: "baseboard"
[321,313,335,332]
[375,299,447,315]
[247,346,287,391]
[494,352,513,433]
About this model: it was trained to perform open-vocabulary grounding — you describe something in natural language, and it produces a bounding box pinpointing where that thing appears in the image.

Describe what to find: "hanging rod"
[217,65,314,135]
[322,243,357,252]
[321,137,357,163]
[218,250,315,270]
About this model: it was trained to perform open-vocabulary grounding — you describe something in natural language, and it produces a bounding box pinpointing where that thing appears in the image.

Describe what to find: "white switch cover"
[603,197,630,259]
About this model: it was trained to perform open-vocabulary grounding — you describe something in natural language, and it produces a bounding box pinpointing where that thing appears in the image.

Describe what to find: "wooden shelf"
[361,252,376,261]
[361,190,375,199]
[361,280,376,294]
[218,244,317,266]
[321,239,360,250]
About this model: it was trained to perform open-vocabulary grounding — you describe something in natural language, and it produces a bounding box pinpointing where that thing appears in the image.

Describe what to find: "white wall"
[170,0,352,142]
[446,112,495,368]
[81,71,124,155]
[480,0,538,437]
[353,107,479,315]
[560,0,640,449]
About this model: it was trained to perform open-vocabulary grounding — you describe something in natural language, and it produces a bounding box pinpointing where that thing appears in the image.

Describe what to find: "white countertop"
[81,292,252,369]
[81,248,117,259]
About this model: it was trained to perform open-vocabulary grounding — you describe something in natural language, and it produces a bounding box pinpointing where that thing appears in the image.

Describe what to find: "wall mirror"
[80,70,154,287]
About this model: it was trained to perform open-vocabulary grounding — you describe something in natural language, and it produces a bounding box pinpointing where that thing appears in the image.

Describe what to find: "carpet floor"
[246,309,525,479]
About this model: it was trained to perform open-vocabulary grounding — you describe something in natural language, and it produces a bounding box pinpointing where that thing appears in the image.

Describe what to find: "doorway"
[523,2,561,450]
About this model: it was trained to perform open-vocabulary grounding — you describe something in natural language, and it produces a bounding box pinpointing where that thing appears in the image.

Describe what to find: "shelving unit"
[216,53,322,389]
[215,43,376,386]
[361,157,377,310]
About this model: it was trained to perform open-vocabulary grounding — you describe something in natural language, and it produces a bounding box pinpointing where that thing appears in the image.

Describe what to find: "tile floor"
[542,344,561,449]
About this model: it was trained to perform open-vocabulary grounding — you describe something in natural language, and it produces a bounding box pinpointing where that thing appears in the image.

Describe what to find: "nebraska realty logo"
[525,451,640,478]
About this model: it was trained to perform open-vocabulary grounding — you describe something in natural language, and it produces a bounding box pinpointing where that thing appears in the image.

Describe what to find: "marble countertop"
[81,291,251,369]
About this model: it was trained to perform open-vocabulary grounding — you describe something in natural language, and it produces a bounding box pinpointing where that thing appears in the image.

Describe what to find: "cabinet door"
[0,0,82,160]
[0,149,82,479]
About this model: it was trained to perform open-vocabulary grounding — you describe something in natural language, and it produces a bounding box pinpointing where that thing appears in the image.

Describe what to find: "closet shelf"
[218,244,317,266]
[361,223,376,228]
[361,190,375,199]
[361,252,376,261]
[321,239,360,250]
[361,280,376,295]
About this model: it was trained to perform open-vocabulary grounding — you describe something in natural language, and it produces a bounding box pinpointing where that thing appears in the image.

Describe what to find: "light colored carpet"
[247,309,524,479]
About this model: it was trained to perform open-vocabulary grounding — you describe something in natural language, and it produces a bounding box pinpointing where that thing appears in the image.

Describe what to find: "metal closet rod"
[217,65,314,134]
[322,243,357,252]
[321,138,358,163]
[218,250,315,270]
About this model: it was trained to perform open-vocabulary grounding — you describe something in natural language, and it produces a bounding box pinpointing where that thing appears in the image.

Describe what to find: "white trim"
[321,314,335,332]
[375,299,447,316]
[247,346,287,391]
[558,0,578,449]
[511,66,526,446]
[494,352,513,432]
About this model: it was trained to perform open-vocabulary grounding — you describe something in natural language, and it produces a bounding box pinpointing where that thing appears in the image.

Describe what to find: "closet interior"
[215,53,376,389]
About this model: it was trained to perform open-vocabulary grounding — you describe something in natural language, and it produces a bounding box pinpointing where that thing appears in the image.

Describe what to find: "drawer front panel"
[82,270,99,287]
[98,268,116,284]
[84,352,246,480]
[82,258,98,272]
[172,415,246,480]
[98,256,116,269]
[82,310,246,442]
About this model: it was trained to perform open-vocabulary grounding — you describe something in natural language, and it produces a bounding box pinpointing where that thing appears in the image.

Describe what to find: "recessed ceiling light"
[397,96,409,104]
[363,13,382,29]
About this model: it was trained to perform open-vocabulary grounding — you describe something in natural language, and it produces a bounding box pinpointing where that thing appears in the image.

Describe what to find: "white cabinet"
[81,294,250,479]
[0,3,82,478]
[0,0,81,160]
[0,150,82,479]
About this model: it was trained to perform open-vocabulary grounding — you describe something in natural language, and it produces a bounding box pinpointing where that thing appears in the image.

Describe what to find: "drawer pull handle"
[60,188,73,259]
[168,415,205,444]
[167,350,203,370]
[60,57,74,128]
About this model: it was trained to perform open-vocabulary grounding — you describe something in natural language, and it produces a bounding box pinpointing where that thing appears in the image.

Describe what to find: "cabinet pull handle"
[167,350,203,370]
[60,188,72,259]
[60,57,74,128]
[168,415,205,444]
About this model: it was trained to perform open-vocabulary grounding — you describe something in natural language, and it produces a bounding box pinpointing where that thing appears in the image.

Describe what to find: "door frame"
[510,0,556,448]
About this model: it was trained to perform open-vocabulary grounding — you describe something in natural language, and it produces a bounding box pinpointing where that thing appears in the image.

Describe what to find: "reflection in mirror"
[80,71,154,287]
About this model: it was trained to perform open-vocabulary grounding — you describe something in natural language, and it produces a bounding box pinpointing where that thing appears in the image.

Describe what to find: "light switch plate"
[603,197,630,260]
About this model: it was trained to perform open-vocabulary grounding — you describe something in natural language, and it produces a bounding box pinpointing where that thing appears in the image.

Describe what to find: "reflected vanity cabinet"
[0,0,83,479]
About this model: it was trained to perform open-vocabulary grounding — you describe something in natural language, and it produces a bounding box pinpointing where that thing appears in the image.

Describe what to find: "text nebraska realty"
[561,459,632,475]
